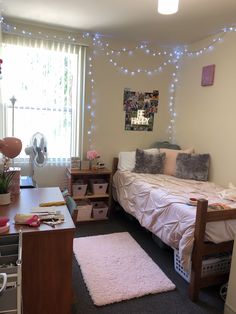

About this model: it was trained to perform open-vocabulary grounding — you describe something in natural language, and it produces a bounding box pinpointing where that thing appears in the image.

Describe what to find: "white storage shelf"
[66,167,111,222]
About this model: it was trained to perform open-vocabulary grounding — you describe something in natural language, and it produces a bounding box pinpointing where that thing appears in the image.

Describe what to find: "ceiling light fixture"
[157,0,179,15]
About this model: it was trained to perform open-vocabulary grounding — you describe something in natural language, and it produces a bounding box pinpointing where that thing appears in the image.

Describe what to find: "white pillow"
[118,149,159,171]
[118,151,136,171]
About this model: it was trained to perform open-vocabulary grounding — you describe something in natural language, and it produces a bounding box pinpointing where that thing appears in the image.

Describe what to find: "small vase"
[89,160,93,170]
[0,192,11,205]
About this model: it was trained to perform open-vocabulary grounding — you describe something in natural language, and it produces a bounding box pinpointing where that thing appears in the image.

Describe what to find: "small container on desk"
[70,157,81,169]
[8,167,21,195]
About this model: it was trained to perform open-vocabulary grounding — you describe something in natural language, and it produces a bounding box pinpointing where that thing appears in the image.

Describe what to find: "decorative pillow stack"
[159,147,194,176]
[117,147,210,182]
[118,148,159,171]
[133,149,166,174]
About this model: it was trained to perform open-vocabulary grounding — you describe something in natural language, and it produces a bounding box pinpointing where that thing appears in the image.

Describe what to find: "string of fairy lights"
[87,54,96,149]
[84,29,232,144]
[1,18,236,145]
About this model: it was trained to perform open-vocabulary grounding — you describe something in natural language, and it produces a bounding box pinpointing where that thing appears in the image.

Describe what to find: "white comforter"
[113,171,236,269]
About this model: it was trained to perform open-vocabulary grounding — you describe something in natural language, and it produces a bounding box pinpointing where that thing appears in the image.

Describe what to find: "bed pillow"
[160,147,194,176]
[118,151,136,171]
[133,149,166,174]
[175,153,210,181]
[118,148,159,171]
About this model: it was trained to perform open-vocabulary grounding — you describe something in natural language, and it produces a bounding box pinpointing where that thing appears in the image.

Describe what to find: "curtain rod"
[2,27,89,48]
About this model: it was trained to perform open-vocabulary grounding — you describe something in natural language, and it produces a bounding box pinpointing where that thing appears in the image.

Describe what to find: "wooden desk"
[0,187,75,314]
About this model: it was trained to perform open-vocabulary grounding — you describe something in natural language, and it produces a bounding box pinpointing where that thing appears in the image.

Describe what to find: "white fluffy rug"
[73,232,175,306]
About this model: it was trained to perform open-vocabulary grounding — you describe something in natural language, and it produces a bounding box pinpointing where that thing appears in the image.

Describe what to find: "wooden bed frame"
[112,157,236,301]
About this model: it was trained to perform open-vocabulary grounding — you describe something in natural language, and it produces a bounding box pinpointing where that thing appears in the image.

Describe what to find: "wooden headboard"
[112,157,119,176]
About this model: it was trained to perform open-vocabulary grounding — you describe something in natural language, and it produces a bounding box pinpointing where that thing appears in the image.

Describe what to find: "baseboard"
[224,304,236,314]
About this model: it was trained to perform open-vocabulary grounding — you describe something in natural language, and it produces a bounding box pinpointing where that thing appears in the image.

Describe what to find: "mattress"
[113,170,236,269]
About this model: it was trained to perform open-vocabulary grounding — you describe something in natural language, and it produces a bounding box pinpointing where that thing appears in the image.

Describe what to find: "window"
[1,35,86,163]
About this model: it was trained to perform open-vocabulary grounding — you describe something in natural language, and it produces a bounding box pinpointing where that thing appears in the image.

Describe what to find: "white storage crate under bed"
[174,250,231,283]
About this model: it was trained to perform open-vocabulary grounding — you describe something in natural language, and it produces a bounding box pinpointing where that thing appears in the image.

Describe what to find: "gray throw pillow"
[133,149,166,174]
[175,153,210,181]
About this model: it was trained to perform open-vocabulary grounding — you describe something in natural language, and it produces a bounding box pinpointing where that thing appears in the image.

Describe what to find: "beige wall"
[83,40,174,168]
[175,32,236,187]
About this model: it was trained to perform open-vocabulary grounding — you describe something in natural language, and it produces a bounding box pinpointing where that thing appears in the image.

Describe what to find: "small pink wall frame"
[201,64,215,86]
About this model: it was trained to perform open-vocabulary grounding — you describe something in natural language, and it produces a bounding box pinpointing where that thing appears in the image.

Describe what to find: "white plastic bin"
[174,250,232,283]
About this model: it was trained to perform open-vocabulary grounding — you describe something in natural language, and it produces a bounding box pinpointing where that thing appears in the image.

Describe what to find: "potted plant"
[0,169,15,205]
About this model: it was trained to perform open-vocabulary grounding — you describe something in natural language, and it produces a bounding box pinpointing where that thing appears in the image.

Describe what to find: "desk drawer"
[0,265,18,275]
[0,244,18,256]
[0,235,19,246]
[0,243,19,268]
[0,255,18,267]
[0,235,19,270]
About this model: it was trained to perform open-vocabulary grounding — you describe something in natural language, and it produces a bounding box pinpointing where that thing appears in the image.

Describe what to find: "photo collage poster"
[123,89,159,131]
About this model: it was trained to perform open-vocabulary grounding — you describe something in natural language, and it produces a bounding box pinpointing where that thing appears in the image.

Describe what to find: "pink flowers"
[87,150,100,161]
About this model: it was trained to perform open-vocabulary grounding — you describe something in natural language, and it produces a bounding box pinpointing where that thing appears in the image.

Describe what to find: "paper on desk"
[31,206,57,214]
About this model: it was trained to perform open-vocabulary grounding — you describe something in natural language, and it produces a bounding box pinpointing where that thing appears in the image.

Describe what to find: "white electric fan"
[25,132,47,186]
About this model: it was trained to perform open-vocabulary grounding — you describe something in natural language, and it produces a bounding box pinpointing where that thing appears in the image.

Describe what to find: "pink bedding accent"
[160,147,194,176]
[113,171,236,270]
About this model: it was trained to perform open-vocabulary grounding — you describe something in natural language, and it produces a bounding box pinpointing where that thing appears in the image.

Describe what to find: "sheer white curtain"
[1,34,86,165]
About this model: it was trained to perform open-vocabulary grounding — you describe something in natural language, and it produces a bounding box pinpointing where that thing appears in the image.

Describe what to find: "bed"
[112,149,236,301]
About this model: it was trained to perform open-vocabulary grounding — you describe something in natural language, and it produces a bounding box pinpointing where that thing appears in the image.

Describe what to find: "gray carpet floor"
[71,208,225,314]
